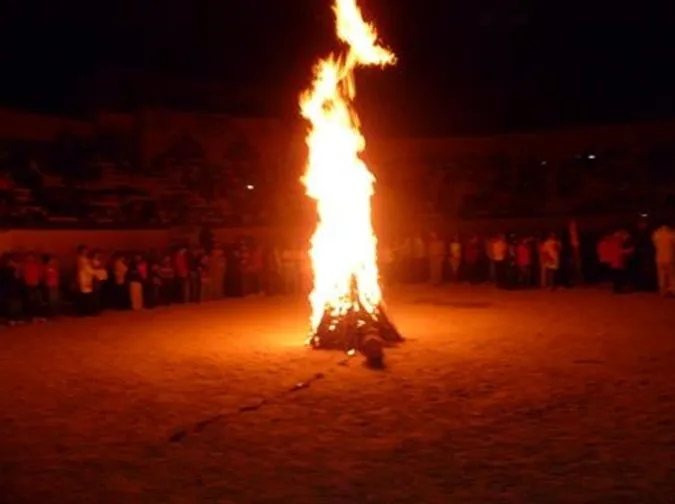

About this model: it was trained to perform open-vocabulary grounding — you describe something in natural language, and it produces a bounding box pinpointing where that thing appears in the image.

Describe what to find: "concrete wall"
[0,226,276,259]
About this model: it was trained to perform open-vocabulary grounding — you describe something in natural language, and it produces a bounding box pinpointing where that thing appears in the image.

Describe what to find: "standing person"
[652,221,675,297]
[529,236,540,288]
[43,255,60,318]
[128,256,144,311]
[112,253,129,309]
[158,256,175,305]
[173,247,189,303]
[210,245,226,300]
[146,260,161,309]
[492,234,508,288]
[411,232,427,283]
[91,251,106,312]
[609,230,635,293]
[1,253,24,325]
[428,232,445,286]
[541,233,561,290]
[136,254,149,307]
[299,244,313,294]
[199,252,212,301]
[464,235,480,284]
[596,233,612,284]
[77,247,106,316]
[249,240,265,295]
[486,235,496,284]
[188,249,202,303]
[238,239,252,296]
[515,238,532,287]
[267,242,283,295]
[505,234,519,289]
[633,219,655,292]
[379,240,395,287]
[448,234,462,282]
[22,252,44,322]
[281,241,298,294]
[558,230,573,288]
[397,235,412,283]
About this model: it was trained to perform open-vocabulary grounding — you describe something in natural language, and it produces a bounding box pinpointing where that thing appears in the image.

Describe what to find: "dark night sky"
[1,0,674,135]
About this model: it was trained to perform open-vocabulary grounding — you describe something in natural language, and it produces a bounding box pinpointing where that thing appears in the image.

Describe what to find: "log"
[309,303,403,353]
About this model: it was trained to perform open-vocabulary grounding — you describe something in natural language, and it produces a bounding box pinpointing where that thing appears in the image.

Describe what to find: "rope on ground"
[167,356,352,443]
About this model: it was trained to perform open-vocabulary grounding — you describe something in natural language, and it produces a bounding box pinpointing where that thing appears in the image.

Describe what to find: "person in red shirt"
[515,238,532,287]
[608,230,634,293]
[42,255,60,317]
[22,252,44,322]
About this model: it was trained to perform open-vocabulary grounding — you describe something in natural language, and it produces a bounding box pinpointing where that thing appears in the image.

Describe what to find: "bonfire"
[300,0,403,358]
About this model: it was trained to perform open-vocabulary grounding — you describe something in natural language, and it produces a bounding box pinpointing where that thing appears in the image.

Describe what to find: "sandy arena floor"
[1,285,674,503]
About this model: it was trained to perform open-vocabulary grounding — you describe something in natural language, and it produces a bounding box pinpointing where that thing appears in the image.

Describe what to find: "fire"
[300,0,396,339]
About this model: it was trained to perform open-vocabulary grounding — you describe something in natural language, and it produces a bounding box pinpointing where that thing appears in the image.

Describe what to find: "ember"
[300,0,403,355]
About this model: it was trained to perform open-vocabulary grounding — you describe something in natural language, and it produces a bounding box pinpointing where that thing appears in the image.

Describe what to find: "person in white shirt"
[76,246,107,316]
[652,222,675,297]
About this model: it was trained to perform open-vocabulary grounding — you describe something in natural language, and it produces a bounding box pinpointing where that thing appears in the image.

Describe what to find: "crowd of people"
[380,219,675,296]
[0,236,295,324]
[0,218,674,325]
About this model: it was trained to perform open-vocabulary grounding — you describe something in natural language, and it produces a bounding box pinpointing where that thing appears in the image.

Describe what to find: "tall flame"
[300,0,396,333]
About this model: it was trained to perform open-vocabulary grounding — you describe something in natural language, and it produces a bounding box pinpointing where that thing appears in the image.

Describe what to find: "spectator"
[22,252,44,322]
[652,222,675,297]
[448,234,462,282]
[173,247,190,303]
[541,233,561,290]
[199,252,211,301]
[128,256,145,310]
[43,254,60,317]
[91,251,105,312]
[250,240,265,295]
[211,245,226,300]
[380,240,395,286]
[609,230,634,293]
[1,253,24,325]
[112,253,129,309]
[516,238,532,287]
[77,246,106,316]
[486,235,496,283]
[281,240,299,294]
[596,233,612,284]
[188,248,202,302]
[159,256,175,305]
[464,235,480,284]
[147,261,162,308]
[428,232,445,286]
[569,219,583,284]
[492,234,508,288]
[411,232,427,283]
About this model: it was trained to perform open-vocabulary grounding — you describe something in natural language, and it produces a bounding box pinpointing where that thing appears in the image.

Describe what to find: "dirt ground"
[1,285,674,503]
